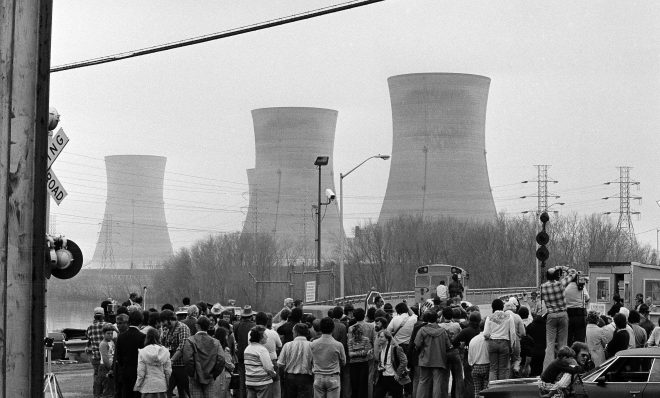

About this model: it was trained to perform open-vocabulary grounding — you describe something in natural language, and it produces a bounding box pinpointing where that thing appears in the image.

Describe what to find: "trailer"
[588,261,660,322]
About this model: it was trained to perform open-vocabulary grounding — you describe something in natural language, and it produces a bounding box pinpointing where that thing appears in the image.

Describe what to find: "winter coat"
[414,323,451,368]
[183,332,225,384]
[134,344,172,393]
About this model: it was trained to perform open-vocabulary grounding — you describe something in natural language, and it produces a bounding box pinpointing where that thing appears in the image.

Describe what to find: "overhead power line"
[50,0,385,73]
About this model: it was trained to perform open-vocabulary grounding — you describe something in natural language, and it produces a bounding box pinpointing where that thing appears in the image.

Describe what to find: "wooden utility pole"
[0,0,53,396]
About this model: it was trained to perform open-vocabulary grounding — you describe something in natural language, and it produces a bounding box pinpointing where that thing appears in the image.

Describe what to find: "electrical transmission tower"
[101,215,116,269]
[603,166,641,241]
[521,165,563,215]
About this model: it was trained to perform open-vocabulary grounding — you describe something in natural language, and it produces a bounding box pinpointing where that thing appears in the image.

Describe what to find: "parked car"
[479,347,660,398]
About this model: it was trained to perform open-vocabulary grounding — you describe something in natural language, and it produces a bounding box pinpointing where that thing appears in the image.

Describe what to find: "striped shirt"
[278,336,313,375]
[244,342,274,386]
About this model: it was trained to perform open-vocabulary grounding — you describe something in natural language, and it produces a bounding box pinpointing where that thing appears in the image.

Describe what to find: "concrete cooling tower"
[90,155,173,269]
[379,73,496,222]
[242,107,340,258]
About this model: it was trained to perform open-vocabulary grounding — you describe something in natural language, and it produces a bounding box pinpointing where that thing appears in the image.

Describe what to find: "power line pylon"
[521,165,562,215]
[603,166,641,243]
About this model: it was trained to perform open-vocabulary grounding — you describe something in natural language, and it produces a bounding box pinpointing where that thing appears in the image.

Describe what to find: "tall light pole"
[314,156,329,301]
[339,154,390,297]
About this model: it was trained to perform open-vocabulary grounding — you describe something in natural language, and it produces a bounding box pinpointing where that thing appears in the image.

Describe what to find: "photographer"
[541,265,577,369]
[565,272,589,345]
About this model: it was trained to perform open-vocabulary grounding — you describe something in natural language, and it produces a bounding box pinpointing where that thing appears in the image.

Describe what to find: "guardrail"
[310,286,538,306]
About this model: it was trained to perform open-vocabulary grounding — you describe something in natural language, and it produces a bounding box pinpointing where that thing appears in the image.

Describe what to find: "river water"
[46,297,100,331]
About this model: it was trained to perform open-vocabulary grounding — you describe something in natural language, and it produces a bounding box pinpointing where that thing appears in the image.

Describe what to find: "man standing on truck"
[448,274,464,300]
[541,265,577,369]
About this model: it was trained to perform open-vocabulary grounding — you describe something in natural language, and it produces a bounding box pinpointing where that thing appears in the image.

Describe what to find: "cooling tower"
[242,107,340,257]
[90,155,173,269]
[379,73,496,222]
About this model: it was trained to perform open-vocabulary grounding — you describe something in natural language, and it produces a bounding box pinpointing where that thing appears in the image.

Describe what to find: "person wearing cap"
[234,305,256,398]
[87,306,108,398]
[161,309,191,398]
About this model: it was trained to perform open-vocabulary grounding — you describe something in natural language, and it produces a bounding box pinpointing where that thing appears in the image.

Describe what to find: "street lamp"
[314,156,329,301]
[339,154,390,297]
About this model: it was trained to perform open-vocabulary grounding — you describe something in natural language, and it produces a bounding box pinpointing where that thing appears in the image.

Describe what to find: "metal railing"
[309,286,537,306]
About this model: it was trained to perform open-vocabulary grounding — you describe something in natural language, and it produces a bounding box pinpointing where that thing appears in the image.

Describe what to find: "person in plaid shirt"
[161,309,191,398]
[86,306,107,398]
[541,265,577,369]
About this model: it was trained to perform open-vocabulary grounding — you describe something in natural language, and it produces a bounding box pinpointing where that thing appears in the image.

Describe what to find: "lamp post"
[314,156,329,301]
[339,154,390,297]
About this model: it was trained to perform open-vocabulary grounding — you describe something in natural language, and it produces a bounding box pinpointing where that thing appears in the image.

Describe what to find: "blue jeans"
[544,311,568,369]
[487,339,511,381]
[314,374,341,398]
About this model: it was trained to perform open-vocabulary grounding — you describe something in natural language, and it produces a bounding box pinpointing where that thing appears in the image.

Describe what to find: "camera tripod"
[43,346,64,398]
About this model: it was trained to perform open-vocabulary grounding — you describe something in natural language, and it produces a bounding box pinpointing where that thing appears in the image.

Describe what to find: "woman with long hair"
[134,328,171,398]
[214,327,236,398]
[348,323,373,398]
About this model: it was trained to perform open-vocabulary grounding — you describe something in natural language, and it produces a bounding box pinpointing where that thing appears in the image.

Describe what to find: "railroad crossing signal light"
[535,212,550,265]
[46,235,83,279]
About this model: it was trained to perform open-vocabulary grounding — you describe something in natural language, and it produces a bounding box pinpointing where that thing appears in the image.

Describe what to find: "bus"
[414,264,468,304]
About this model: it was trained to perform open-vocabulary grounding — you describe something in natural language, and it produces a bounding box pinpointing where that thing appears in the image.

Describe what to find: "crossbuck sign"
[47,128,68,205]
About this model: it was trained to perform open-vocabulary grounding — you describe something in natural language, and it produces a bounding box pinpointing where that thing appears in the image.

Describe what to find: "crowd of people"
[84,269,660,398]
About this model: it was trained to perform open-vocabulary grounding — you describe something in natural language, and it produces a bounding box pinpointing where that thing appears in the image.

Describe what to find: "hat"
[210,303,223,315]
[94,307,105,315]
[383,303,394,313]
[241,305,254,317]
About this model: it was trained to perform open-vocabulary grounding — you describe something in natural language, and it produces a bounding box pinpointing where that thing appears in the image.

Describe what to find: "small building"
[588,261,660,317]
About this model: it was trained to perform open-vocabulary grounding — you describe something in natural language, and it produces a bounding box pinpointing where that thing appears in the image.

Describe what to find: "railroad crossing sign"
[47,128,68,170]
[47,128,68,205]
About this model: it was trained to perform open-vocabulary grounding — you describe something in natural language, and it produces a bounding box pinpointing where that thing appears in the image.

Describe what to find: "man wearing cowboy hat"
[233,305,256,398]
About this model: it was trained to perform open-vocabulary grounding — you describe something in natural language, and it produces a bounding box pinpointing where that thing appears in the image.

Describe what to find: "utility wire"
[50,0,385,73]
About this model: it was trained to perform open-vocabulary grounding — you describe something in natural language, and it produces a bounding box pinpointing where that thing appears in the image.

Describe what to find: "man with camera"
[565,272,589,346]
[541,265,577,370]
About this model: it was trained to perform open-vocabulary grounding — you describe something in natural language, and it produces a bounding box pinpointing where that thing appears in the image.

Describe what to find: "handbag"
[228,372,240,390]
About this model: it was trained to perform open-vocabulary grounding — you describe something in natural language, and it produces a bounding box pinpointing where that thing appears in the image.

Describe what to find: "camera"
[44,337,54,348]
[325,189,336,202]
[576,272,586,290]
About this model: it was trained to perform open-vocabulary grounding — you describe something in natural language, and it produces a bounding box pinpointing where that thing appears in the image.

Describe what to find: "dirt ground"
[46,362,93,398]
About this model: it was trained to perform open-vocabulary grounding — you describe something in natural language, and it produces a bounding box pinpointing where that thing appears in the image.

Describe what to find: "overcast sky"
[48,1,660,265]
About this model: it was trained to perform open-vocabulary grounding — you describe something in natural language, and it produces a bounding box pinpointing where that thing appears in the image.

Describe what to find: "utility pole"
[603,166,641,246]
[0,0,53,396]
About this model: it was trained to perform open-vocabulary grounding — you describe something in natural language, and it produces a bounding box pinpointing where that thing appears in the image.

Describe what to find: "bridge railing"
[310,286,538,307]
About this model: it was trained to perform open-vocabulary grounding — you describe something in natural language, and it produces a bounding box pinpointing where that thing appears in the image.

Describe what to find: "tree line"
[149,212,654,310]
